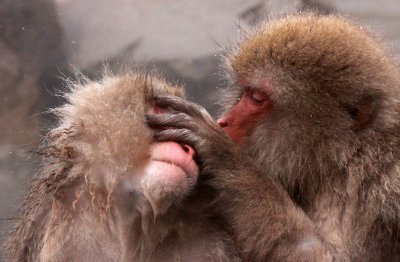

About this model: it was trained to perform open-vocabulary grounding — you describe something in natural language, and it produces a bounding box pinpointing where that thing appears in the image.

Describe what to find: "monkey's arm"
[147,95,346,261]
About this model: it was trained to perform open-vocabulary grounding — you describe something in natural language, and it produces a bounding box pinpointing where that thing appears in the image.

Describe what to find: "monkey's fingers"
[154,95,211,120]
[146,113,197,130]
[153,129,202,151]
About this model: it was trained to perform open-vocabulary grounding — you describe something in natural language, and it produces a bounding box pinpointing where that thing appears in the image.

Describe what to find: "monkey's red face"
[218,83,272,144]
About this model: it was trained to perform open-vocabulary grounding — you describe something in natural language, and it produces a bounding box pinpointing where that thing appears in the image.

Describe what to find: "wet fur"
[3,73,238,261]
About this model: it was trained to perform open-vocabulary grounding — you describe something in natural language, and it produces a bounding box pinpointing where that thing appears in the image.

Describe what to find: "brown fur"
[3,72,238,262]
[223,14,400,261]
[147,13,400,261]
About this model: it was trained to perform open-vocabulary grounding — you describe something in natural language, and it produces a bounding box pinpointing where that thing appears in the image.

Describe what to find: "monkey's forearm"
[211,165,337,261]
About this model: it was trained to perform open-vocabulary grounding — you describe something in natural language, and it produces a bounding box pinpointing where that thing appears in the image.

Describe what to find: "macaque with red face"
[147,13,400,261]
[4,73,238,262]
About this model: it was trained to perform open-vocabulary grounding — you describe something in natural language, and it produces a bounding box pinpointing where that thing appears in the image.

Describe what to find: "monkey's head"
[50,73,198,216]
[219,14,400,194]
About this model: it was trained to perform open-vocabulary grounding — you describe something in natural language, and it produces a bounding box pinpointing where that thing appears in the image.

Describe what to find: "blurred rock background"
[1,0,399,254]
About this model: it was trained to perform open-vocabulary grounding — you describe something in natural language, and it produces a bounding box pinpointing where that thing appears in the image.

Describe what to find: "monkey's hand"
[146,95,239,172]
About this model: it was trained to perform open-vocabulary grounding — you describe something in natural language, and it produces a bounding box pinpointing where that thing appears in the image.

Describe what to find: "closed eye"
[243,86,270,106]
[251,91,267,105]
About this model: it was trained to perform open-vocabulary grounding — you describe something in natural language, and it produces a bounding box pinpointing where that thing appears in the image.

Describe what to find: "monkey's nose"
[217,119,228,128]
[181,144,195,158]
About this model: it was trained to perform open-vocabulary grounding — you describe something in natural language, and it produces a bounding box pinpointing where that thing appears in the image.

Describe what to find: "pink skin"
[148,104,199,183]
[150,141,198,180]
[140,141,198,215]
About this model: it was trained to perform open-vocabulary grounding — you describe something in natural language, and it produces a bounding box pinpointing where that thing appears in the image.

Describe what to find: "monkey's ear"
[351,96,376,131]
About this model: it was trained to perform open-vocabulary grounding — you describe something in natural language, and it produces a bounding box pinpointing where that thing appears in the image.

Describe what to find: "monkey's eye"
[243,87,269,106]
[247,89,267,106]
[251,91,266,104]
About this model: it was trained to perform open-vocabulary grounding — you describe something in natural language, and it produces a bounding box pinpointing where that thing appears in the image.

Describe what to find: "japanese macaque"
[147,13,400,261]
[3,73,238,262]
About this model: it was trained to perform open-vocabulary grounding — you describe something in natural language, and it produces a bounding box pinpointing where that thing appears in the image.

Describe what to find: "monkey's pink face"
[137,105,199,212]
[140,140,198,214]
[149,141,198,183]
[149,105,199,179]
[218,78,272,144]
[148,104,198,179]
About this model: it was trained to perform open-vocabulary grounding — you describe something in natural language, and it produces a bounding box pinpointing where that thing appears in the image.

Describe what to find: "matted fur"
[3,72,238,261]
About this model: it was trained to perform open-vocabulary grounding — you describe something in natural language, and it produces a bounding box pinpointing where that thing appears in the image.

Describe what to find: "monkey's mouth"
[150,142,199,178]
[153,159,183,169]
[152,159,198,179]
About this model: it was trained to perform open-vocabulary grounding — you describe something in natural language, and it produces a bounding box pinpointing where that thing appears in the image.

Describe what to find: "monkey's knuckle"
[177,112,190,121]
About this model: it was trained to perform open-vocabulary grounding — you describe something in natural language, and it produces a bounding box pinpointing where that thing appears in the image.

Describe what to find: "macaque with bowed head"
[147,13,400,261]
[4,73,238,262]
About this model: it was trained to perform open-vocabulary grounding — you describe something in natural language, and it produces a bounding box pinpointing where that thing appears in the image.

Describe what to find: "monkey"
[146,13,400,261]
[3,72,239,262]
